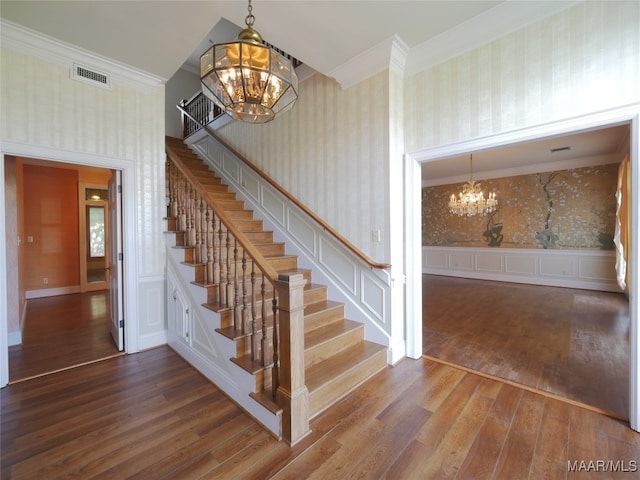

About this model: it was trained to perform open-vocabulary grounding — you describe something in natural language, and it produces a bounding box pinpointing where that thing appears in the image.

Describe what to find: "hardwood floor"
[422,274,630,419]
[8,291,122,383]
[2,346,639,479]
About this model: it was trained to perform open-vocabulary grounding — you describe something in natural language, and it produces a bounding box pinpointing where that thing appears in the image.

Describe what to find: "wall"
[165,68,201,138]
[404,1,640,153]
[23,165,80,292]
[0,25,168,355]
[423,163,620,249]
[215,72,391,264]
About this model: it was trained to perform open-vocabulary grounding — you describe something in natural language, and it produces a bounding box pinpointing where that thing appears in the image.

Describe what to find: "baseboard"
[8,330,22,346]
[25,286,81,299]
[137,331,168,351]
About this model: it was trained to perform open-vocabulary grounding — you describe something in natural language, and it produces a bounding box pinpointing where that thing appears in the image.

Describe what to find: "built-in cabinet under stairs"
[164,136,387,437]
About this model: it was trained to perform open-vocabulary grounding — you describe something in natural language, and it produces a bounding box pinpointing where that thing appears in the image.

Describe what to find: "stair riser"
[304,304,345,331]
[233,328,274,359]
[229,358,273,391]
[308,349,387,418]
[255,243,286,257]
[218,305,275,330]
[305,324,364,368]
[168,137,388,424]
[304,286,327,305]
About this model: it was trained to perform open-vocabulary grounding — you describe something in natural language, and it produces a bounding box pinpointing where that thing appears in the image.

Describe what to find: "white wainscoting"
[186,132,394,352]
[422,246,621,292]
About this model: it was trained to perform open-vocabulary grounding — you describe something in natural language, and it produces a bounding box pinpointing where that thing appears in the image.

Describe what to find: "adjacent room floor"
[8,291,121,383]
[422,274,630,419]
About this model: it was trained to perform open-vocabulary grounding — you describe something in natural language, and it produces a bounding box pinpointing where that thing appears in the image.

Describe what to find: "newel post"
[274,272,310,445]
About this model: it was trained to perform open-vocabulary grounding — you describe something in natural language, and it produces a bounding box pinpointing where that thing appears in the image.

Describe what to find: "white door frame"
[1,142,139,388]
[405,104,640,430]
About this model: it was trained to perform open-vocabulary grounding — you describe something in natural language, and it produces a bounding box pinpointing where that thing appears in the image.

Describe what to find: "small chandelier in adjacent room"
[200,0,299,124]
[449,154,498,217]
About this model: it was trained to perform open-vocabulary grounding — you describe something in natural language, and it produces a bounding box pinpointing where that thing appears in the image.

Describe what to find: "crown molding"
[329,35,409,90]
[405,1,580,78]
[422,152,623,187]
[0,19,164,92]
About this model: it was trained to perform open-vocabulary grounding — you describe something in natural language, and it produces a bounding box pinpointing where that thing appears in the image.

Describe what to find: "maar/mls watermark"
[568,460,638,473]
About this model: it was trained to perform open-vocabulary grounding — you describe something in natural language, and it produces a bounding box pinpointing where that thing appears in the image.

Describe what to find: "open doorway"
[406,106,639,431]
[4,158,124,382]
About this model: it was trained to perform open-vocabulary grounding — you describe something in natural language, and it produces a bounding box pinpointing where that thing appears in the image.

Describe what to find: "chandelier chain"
[245,0,255,27]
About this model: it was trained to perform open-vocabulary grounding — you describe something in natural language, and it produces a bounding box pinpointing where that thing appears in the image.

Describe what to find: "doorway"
[79,183,110,292]
[2,156,126,383]
[405,107,640,431]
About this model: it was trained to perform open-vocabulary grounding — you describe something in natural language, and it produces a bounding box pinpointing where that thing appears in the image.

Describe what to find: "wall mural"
[422,163,619,250]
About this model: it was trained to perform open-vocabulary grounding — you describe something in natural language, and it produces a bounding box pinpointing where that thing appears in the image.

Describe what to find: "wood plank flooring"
[2,346,639,479]
[8,291,121,382]
[422,275,630,419]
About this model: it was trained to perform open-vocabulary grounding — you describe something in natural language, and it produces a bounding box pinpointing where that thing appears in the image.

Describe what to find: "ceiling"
[0,1,577,81]
[3,0,624,184]
[422,124,630,186]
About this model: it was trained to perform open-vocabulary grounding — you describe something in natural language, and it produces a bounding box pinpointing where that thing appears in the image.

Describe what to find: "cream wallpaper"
[205,1,639,268]
[404,1,640,153]
[1,45,167,344]
[422,163,620,249]
[216,72,391,263]
[0,48,166,276]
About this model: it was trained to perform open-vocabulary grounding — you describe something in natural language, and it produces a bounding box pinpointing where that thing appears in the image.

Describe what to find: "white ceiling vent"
[72,64,111,89]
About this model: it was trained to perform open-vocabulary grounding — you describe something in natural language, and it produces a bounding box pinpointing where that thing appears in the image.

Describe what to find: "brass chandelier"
[200,0,299,124]
[449,154,498,217]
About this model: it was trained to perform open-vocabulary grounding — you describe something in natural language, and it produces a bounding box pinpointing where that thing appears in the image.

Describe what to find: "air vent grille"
[72,64,111,89]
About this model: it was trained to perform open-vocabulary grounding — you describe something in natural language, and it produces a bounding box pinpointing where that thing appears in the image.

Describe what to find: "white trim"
[423,247,620,292]
[405,1,579,78]
[138,331,169,352]
[0,19,164,92]
[404,153,422,360]
[0,141,140,388]
[7,331,21,347]
[422,152,622,187]
[329,35,409,90]
[407,103,640,432]
[0,152,8,386]
[186,133,394,354]
[26,286,81,299]
[628,111,640,431]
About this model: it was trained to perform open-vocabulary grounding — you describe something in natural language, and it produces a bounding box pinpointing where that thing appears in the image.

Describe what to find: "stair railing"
[178,93,391,271]
[179,92,224,139]
[166,143,310,445]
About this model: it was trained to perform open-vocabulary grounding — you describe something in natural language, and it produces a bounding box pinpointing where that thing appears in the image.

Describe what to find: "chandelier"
[449,154,498,217]
[200,0,299,124]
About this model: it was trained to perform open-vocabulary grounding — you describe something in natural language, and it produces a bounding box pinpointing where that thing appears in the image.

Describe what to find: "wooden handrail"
[177,100,391,270]
[166,142,280,283]
[166,140,311,444]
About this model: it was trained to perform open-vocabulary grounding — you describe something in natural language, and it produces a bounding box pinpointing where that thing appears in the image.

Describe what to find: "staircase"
[164,136,387,426]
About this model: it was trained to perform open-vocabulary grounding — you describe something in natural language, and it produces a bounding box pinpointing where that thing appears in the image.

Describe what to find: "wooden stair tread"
[231,354,271,375]
[249,391,283,416]
[166,136,389,426]
[305,341,387,392]
[304,300,343,316]
[304,318,362,349]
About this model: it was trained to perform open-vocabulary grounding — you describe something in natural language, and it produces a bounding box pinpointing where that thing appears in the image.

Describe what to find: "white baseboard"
[423,246,621,292]
[137,331,168,351]
[26,285,81,299]
[8,331,22,346]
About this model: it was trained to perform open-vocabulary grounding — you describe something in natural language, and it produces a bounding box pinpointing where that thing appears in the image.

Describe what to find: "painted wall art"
[422,163,619,249]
